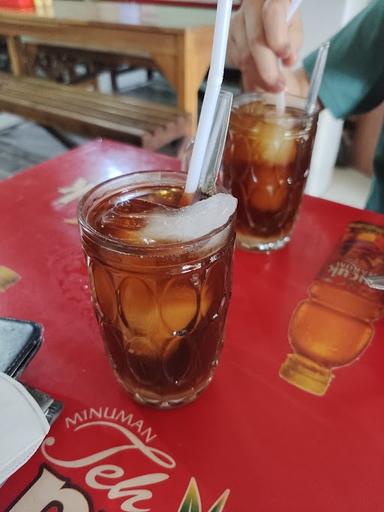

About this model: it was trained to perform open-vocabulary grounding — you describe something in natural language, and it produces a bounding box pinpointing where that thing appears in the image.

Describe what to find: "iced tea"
[223,93,318,251]
[78,171,236,408]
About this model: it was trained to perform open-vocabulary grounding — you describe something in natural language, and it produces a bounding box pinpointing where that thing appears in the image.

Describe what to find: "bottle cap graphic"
[280,354,333,396]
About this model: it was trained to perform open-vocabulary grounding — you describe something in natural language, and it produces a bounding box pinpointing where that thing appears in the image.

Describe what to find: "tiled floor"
[0,115,89,178]
[321,166,372,210]
[0,70,373,210]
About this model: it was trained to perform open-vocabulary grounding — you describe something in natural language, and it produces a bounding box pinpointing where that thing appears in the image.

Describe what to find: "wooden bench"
[0,72,191,151]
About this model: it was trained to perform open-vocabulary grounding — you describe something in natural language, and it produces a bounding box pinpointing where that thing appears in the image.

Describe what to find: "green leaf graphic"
[177,477,230,512]
[208,490,230,512]
[177,477,201,512]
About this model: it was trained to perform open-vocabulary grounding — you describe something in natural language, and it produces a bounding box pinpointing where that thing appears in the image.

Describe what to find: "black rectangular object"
[0,317,43,378]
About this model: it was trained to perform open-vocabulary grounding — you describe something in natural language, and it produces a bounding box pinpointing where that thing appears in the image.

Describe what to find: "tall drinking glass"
[223,92,319,252]
[78,171,236,408]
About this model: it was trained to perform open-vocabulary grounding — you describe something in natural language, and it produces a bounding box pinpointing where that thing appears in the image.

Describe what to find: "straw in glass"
[305,41,330,114]
[199,89,233,195]
[275,0,304,115]
[184,0,233,197]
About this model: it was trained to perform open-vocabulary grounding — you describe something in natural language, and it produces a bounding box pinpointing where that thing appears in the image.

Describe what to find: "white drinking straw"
[275,0,304,115]
[184,0,233,195]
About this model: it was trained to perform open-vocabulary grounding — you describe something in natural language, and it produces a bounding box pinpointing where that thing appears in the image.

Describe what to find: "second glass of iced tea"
[223,92,319,251]
[78,171,236,408]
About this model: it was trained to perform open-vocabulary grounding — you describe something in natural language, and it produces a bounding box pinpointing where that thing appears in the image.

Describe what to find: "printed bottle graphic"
[280,222,384,395]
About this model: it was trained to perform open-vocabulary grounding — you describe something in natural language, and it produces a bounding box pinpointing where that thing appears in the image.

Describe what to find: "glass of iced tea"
[78,171,237,408]
[223,92,319,252]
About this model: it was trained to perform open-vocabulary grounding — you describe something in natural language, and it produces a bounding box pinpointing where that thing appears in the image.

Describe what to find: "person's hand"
[227,0,304,92]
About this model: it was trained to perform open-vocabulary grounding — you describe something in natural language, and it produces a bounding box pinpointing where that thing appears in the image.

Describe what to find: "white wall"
[301,0,370,197]
[300,0,370,59]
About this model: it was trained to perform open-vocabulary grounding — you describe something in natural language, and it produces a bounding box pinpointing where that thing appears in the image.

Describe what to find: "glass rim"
[77,170,235,254]
[232,91,320,121]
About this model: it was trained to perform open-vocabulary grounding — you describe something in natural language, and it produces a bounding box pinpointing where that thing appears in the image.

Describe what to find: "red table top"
[1,139,384,512]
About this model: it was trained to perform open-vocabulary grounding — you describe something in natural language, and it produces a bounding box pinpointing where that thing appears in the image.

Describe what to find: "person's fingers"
[229,30,271,92]
[227,15,273,92]
[284,68,310,97]
[281,52,297,67]
[242,68,260,92]
[230,14,253,71]
[250,44,285,91]
[244,8,284,91]
[227,11,245,68]
[281,15,303,66]
[227,9,258,73]
[288,12,304,56]
[228,0,301,91]
[262,0,291,58]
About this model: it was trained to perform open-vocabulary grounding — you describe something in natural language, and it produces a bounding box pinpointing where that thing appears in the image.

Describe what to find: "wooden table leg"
[6,36,25,76]
[153,29,213,133]
[176,30,213,132]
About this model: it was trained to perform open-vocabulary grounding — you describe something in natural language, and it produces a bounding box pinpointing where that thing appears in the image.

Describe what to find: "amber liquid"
[223,102,317,248]
[289,295,374,369]
[280,222,384,395]
[290,268,384,368]
[82,185,234,406]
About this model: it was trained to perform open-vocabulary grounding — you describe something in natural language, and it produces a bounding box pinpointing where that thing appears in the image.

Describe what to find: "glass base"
[279,353,333,396]
[236,232,291,252]
[117,374,214,409]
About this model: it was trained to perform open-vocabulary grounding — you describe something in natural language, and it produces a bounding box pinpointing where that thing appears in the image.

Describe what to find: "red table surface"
[1,139,384,512]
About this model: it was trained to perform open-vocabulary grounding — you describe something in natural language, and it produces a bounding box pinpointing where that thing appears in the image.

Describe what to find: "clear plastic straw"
[305,41,330,114]
[199,89,233,195]
[184,0,233,196]
[275,0,304,115]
